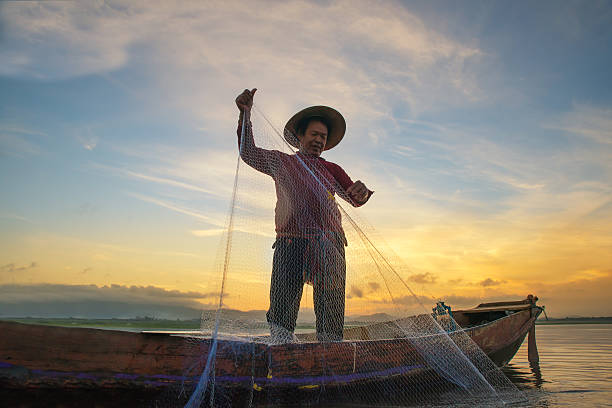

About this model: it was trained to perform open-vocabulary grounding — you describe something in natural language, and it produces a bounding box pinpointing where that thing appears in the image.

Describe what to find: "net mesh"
[162,105,526,407]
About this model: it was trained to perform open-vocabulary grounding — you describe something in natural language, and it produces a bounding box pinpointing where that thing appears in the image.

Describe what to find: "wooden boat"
[0,296,543,406]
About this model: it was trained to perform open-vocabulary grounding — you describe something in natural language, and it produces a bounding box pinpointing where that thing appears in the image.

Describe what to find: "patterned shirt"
[237,115,372,240]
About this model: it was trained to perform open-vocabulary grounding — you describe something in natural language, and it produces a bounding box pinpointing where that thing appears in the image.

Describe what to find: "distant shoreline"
[536,317,612,325]
[2,316,612,330]
[0,317,202,330]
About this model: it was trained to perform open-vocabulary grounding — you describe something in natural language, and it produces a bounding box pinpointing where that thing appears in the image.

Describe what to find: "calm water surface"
[502,323,612,407]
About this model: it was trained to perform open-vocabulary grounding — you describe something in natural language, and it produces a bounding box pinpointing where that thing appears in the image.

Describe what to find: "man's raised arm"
[235,88,278,176]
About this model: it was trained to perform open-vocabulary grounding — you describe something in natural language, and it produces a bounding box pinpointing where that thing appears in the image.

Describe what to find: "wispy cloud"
[0,132,42,157]
[126,191,275,238]
[191,229,226,237]
[93,162,222,197]
[126,191,222,226]
[0,125,47,138]
[1,262,38,273]
[0,213,33,223]
[0,123,48,157]
[546,103,612,146]
[0,2,134,79]
[96,144,244,203]
[0,0,485,122]
[124,170,216,195]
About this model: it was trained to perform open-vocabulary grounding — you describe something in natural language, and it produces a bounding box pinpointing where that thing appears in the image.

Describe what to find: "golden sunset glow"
[1,1,611,319]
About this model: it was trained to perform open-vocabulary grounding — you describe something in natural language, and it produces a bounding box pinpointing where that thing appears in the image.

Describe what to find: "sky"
[1,0,611,319]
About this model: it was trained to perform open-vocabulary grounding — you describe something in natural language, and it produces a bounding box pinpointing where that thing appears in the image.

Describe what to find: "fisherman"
[235,88,372,342]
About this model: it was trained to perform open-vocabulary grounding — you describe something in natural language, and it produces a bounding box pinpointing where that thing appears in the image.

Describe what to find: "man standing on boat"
[235,88,373,342]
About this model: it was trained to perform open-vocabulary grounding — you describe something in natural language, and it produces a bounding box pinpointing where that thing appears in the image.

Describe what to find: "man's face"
[298,120,328,157]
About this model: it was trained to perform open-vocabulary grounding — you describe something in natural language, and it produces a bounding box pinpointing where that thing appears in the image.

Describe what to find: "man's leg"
[313,236,346,341]
[266,238,305,342]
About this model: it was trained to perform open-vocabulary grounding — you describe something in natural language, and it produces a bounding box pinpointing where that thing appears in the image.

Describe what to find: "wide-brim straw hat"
[283,106,346,151]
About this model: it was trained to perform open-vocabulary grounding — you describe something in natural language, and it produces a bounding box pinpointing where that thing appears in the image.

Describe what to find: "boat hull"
[0,301,541,405]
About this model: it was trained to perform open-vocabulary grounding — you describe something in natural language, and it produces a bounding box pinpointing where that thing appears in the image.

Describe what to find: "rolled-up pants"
[266,234,346,341]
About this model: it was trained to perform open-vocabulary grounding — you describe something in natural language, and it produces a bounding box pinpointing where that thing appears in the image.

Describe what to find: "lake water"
[502,323,612,407]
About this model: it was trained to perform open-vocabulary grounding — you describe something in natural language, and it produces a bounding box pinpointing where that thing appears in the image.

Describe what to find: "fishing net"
[162,105,526,407]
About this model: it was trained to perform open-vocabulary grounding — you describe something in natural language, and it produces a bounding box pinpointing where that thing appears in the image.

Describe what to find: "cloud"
[0,283,221,318]
[2,2,610,321]
[572,268,609,281]
[1,282,220,302]
[348,285,364,299]
[0,125,47,138]
[191,229,226,237]
[92,145,278,217]
[392,294,436,307]
[0,0,485,121]
[75,126,98,151]
[347,281,383,299]
[93,162,222,198]
[0,213,33,223]
[547,103,612,146]
[0,124,48,158]
[408,272,438,284]
[368,281,380,291]
[531,270,612,317]
[126,191,222,226]
[127,191,275,238]
[356,100,612,252]
[0,2,135,79]
[478,278,506,287]
[1,262,38,273]
[0,132,43,157]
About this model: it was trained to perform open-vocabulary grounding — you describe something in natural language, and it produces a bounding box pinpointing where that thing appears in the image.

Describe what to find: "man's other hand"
[236,88,257,112]
[347,180,369,204]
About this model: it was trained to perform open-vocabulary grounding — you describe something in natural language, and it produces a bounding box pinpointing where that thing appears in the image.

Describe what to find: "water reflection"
[503,361,545,388]
[529,361,543,387]
[503,324,612,407]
